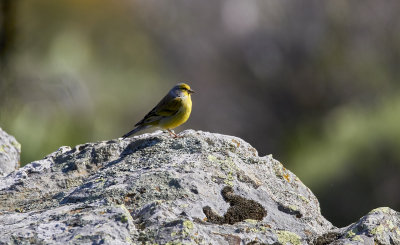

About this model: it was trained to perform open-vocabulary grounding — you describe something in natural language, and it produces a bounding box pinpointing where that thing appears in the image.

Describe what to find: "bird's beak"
[188,89,195,94]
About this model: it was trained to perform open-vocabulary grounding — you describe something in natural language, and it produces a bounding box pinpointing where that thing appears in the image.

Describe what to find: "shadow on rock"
[105,138,162,168]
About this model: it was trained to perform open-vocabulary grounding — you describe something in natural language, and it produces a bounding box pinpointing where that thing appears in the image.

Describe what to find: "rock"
[0,130,398,244]
[321,207,400,245]
[0,127,20,176]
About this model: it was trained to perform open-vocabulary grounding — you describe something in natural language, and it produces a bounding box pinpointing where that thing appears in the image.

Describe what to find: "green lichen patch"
[345,229,356,238]
[369,224,385,237]
[276,230,301,245]
[207,154,240,186]
[351,235,364,242]
[183,220,193,230]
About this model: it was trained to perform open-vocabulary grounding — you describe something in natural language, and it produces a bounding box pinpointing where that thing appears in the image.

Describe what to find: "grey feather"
[122,125,151,138]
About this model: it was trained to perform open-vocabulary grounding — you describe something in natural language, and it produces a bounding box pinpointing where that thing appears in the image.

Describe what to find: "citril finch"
[122,82,194,138]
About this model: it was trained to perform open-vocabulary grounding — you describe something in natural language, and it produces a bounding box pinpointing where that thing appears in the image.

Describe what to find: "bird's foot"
[167,129,181,138]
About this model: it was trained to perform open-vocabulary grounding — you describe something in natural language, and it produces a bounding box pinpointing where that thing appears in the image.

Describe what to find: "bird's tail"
[122,125,151,139]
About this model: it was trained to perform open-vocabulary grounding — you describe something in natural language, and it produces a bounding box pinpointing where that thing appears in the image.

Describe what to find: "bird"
[122,82,194,138]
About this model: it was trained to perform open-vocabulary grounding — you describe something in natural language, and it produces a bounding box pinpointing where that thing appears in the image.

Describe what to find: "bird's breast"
[159,96,192,129]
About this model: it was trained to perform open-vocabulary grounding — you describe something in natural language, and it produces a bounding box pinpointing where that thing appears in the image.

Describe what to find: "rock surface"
[0,127,20,176]
[0,130,398,244]
[324,207,400,245]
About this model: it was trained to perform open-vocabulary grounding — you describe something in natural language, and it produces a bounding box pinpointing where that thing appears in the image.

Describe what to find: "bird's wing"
[135,95,183,126]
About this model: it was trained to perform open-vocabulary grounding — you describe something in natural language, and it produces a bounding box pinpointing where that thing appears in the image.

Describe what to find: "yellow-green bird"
[122,82,194,138]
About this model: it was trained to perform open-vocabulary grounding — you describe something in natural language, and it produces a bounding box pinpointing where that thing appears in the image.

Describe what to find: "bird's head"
[172,82,195,97]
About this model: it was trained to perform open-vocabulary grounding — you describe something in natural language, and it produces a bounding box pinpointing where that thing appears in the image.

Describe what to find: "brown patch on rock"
[203,186,267,225]
[312,231,341,245]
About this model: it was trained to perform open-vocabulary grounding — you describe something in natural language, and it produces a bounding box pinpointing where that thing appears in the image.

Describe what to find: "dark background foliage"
[1,0,400,227]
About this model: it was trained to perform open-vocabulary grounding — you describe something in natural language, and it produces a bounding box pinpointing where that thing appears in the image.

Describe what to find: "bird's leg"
[167,129,179,138]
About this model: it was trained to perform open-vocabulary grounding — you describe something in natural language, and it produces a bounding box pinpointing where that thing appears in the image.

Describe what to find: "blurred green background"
[1,0,400,227]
